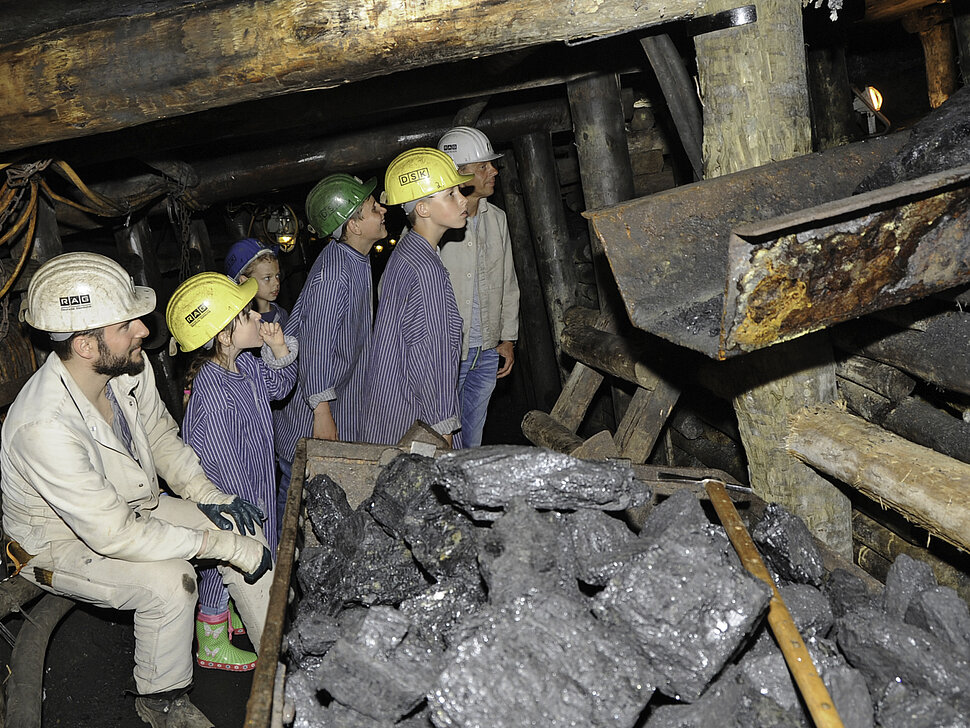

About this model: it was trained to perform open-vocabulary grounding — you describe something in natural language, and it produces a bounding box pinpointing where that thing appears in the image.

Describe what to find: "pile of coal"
[282,445,970,728]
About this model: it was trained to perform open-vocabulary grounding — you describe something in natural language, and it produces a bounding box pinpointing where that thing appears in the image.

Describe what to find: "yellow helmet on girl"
[166,273,258,352]
[382,147,473,205]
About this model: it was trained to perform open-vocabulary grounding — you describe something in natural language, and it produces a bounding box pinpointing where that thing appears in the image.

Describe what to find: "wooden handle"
[704,479,845,728]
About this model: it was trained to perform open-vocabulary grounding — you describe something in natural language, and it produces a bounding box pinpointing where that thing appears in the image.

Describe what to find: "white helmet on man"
[21,252,156,340]
[437,126,503,167]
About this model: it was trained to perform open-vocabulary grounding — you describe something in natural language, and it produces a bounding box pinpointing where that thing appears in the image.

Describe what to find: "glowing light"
[374,244,384,253]
[865,86,883,112]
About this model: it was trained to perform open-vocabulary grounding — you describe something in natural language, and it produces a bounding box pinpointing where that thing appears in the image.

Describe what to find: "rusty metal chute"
[588,133,966,359]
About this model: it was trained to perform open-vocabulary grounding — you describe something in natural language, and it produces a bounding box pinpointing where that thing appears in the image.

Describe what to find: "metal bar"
[722,162,970,356]
[705,479,845,728]
[584,133,907,359]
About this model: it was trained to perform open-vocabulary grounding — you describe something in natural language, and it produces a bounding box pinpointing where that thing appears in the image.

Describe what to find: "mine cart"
[243,437,883,728]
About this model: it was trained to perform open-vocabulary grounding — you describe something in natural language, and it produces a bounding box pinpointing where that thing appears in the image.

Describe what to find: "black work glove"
[198,497,264,536]
[245,546,273,584]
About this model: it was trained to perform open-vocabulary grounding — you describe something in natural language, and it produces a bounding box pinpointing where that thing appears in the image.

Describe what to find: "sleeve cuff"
[308,390,336,409]
[261,335,298,368]
[431,417,460,435]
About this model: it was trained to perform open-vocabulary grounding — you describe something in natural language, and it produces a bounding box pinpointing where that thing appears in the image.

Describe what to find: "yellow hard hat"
[166,273,257,352]
[382,147,474,205]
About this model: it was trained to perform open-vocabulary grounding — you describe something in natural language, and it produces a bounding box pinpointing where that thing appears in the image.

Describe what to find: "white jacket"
[438,199,520,359]
[1,354,225,561]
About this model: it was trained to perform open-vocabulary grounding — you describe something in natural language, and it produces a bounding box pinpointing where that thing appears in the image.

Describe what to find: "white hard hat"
[22,252,156,338]
[437,126,503,167]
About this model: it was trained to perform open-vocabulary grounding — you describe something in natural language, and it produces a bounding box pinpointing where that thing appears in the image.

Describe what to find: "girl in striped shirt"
[167,272,297,672]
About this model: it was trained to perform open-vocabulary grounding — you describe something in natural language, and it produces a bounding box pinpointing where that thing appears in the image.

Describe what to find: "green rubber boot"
[195,611,257,671]
[228,599,246,637]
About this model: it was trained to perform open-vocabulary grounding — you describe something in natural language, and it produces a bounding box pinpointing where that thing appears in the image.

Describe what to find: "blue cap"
[224,238,278,280]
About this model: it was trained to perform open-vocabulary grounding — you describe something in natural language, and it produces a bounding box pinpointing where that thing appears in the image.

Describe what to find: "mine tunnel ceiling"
[0,0,937,209]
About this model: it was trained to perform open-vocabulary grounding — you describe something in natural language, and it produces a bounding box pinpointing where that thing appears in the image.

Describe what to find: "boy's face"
[424,186,468,229]
[241,257,281,304]
[354,195,387,244]
[458,161,497,199]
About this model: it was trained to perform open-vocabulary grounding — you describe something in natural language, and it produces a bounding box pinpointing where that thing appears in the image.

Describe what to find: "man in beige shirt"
[437,126,521,447]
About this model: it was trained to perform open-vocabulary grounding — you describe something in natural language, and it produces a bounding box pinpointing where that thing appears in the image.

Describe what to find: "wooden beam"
[788,403,970,555]
[0,0,707,153]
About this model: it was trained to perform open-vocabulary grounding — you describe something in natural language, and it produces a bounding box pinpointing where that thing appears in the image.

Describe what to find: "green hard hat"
[305,174,378,238]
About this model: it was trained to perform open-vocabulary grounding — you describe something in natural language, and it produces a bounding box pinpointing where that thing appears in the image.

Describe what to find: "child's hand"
[259,321,289,358]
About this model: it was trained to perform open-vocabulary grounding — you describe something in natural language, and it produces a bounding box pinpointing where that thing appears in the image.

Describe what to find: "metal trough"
[586,133,970,359]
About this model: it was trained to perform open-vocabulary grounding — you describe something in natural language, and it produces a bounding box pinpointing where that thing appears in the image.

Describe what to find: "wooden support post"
[614,379,680,463]
[694,0,850,558]
[565,73,635,322]
[521,410,584,453]
[902,5,960,108]
[512,131,579,379]
[806,44,860,150]
[788,403,970,555]
[499,153,561,410]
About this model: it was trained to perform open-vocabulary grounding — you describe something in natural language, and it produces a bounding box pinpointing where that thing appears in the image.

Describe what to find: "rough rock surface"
[752,503,824,586]
[881,552,937,619]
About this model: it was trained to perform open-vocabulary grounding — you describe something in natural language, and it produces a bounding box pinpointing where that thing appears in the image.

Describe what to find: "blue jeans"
[456,346,499,448]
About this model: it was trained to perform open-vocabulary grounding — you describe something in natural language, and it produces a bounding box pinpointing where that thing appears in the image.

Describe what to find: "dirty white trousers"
[19,495,272,695]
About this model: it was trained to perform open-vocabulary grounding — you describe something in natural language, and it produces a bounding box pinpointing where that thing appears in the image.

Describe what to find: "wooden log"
[787,403,970,554]
[521,410,584,453]
[854,543,892,583]
[831,311,970,396]
[835,354,916,402]
[853,509,970,604]
[614,379,681,463]
[882,396,970,465]
[0,0,709,153]
[560,322,667,391]
[838,377,894,422]
[669,409,748,485]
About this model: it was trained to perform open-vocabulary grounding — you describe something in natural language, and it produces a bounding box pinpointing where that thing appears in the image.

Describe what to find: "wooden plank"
[835,354,916,402]
[0,0,708,152]
[570,430,620,459]
[615,380,681,463]
[787,403,970,554]
[549,362,604,432]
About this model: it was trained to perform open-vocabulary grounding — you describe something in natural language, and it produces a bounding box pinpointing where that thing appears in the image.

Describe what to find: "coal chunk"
[778,583,834,640]
[477,498,579,604]
[398,579,486,650]
[882,553,937,620]
[565,508,648,586]
[593,525,772,701]
[303,473,365,549]
[638,488,709,542]
[429,591,657,728]
[436,445,649,519]
[855,85,970,194]
[875,680,970,728]
[364,453,480,581]
[644,666,805,728]
[294,515,430,617]
[836,607,970,714]
[751,503,824,586]
[904,585,970,657]
[823,568,878,620]
[315,606,442,722]
[285,609,344,667]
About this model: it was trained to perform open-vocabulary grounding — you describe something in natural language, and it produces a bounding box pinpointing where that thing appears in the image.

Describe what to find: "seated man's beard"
[94,341,146,378]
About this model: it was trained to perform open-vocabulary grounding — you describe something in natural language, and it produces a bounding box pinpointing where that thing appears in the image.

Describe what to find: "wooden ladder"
[522,307,681,461]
